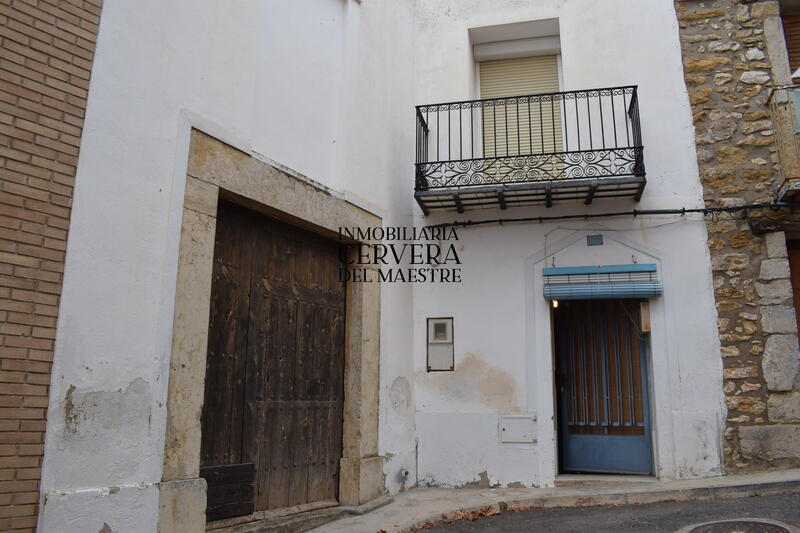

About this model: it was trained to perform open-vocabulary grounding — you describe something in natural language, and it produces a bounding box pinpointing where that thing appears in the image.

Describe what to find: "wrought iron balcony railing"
[414,85,646,213]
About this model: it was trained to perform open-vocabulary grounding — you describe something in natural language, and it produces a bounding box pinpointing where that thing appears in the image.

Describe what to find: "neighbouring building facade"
[0,1,798,532]
[0,1,102,531]
[674,0,800,471]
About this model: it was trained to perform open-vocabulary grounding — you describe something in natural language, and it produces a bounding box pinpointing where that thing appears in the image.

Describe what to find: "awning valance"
[543,263,661,300]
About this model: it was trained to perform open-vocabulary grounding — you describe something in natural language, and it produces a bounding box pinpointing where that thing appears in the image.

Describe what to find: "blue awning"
[543,263,662,300]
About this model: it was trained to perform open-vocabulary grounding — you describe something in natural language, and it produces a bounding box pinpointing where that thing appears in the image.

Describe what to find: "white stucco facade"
[405,0,724,490]
[39,0,725,530]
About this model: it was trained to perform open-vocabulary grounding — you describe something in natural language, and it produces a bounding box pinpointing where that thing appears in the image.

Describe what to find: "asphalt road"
[421,493,800,532]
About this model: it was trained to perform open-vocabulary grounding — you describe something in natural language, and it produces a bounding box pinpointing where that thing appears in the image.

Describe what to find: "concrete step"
[554,474,658,488]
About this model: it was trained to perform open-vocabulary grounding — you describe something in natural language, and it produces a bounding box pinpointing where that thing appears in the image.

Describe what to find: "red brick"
[0,349,26,361]
[0,40,47,66]
[0,433,41,445]
[20,396,48,407]
[0,479,37,494]
[0,205,46,226]
[35,260,64,275]
[0,124,34,144]
[0,145,31,164]
[1,337,51,352]
[1,360,49,374]
[0,300,35,314]
[13,469,39,481]
[6,20,56,48]
[0,61,45,85]
[11,491,38,504]
[29,328,54,340]
[0,421,20,432]
[18,421,44,432]
[0,382,47,396]
[16,96,63,121]
[0,369,25,383]
[11,266,59,283]
[0,2,101,527]
[28,37,72,64]
[5,159,54,181]
[59,2,96,24]
[0,397,22,408]
[13,118,57,140]
[10,290,56,306]
[33,281,59,295]
[40,95,83,119]
[7,2,57,26]
[15,445,42,457]
[0,25,32,49]
[0,217,22,230]
[1,182,49,203]
[9,514,37,528]
[0,277,35,291]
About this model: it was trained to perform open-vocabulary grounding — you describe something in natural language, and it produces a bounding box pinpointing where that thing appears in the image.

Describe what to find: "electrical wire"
[424,201,793,229]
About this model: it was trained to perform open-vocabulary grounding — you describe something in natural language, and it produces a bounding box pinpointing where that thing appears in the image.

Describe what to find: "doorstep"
[554,473,659,487]
[207,496,393,533]
[309,469,800,533]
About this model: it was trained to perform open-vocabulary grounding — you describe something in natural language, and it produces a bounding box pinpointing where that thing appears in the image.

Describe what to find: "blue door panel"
[556,299,653,475]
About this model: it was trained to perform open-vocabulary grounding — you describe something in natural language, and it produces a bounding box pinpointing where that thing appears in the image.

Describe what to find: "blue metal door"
[555,299,653,474]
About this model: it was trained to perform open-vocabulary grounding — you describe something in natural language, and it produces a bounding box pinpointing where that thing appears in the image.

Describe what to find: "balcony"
[414,86,646,214]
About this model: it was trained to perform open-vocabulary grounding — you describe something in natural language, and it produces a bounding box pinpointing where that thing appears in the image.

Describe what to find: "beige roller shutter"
[480,55,562,158]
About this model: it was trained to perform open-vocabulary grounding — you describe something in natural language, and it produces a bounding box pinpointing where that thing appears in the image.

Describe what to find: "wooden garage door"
[200,200,346,520]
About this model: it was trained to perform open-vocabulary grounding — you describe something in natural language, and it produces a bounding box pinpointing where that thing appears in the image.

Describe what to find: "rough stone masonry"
[675,0,800,471]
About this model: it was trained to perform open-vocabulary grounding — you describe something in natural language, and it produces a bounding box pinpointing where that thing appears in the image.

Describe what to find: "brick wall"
[674,0,800,472]
[0,1,102,530]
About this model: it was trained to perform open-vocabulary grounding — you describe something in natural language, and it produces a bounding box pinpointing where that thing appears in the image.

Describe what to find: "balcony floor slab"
[414,175,646,214]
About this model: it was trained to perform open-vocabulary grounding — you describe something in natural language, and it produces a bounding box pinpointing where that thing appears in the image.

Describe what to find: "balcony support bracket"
[634,180,646,202]
[454,193,464,214]
[585,184,597,205]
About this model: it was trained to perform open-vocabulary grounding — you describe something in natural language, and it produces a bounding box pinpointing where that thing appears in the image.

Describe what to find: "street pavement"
[421,493,800,532]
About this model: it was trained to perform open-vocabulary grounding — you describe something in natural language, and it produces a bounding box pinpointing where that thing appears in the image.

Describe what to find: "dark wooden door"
[554,299,653,474]
[788,245,800,336]
[200,200,346,520]
[783,14,800,73]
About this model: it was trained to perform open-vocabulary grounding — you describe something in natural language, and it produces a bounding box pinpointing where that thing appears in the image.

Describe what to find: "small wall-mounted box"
[499,415,537,444]
[427,317,454,371]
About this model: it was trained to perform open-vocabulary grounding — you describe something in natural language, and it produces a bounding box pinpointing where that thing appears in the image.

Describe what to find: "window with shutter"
[479,55,562,158]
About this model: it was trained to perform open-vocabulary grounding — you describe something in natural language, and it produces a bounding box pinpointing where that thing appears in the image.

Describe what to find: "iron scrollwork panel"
[416,148,644,190]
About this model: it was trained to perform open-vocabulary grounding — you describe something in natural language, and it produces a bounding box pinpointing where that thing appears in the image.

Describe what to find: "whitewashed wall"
[410,0,724,488]
[39,0,416,531]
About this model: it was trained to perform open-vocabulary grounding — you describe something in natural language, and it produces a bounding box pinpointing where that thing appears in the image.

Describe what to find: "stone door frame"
[157,129,383,531]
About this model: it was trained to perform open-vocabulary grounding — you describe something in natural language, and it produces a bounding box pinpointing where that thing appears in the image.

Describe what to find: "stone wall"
[0,1,103,530]
[675,0,800,471]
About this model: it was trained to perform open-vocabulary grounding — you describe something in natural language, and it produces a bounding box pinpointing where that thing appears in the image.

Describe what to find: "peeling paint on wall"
[63,378,152,440]
[464,470,497,488]
[417,353,521,412]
